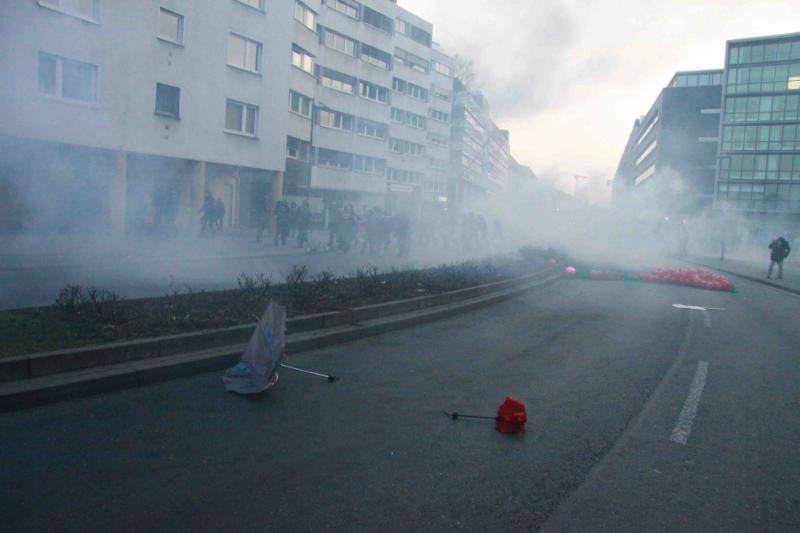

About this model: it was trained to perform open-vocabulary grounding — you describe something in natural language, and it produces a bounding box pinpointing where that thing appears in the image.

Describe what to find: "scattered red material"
[496,397,527,434]
[639,268,735,292]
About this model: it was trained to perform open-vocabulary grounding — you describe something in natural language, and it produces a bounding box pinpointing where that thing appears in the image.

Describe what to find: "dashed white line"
[670,361,709,445]
[702,310,711,328]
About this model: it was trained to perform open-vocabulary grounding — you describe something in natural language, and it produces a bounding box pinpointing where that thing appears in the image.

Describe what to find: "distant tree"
[453,55,476,88]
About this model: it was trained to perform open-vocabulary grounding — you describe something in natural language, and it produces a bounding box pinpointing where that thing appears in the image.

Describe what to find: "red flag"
[496,397,527,434]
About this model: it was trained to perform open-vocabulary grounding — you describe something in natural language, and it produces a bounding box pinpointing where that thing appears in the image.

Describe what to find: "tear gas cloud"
[1,1,796,311]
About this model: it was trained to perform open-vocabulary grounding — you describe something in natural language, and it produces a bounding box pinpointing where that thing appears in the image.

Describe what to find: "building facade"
[715,32,800,228]
[613,69,723,217]
[449,79,511,213]
[282,0,456,219]
[0,0,293,234]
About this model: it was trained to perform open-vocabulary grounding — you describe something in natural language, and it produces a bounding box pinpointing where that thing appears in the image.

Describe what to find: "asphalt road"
[1,277,798,532]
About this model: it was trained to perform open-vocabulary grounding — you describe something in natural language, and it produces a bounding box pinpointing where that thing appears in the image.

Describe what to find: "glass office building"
[612,69,722,216]
[716,32,800,216]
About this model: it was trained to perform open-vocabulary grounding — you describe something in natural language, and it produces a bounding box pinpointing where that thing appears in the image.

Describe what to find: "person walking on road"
[768,236,791,280]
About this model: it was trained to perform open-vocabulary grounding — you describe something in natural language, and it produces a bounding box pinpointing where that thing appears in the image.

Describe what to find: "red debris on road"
[496,397,527,434]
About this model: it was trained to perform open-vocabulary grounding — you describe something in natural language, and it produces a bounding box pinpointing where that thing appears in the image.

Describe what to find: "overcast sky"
[400,0,800,203]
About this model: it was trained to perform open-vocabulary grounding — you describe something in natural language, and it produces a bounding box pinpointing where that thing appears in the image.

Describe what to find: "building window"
[324,29,357,57]
[361,44,391,70]
[428,135,448,148]
[317,148,352,170]
[38,52,97,103]
[433,87,451,102]
[320,68,356,95]
[38,0,99,22]
[357,119,387,140]
[235,0,264,10]
[390,138,425,157]
[362,6,393,33]
[319,109,354,131]
[635,139,657,167]
[430,109,449,124]
[387,168,423,185]
[155,83,180,118]
[432,61,452,77]
[390,108,404,123]
[227,33,262,73]
[405,111,426,130]
[292,45,314,74]
[354,155,386,175]
[409,25,432,48]
[287,137,311,161]
[636,115,658,146]
[395,18,431,47]
[157,8,183,44]
[294,1,317,31]
[395,19,408,37]
[634,164,656,185]
[359,81,389,104]
[395,48,428,73]
[225,99,258,136]
[289,90,312,118]
[407,82,428,101]
[392,78,406,94]
[327,0,359,19]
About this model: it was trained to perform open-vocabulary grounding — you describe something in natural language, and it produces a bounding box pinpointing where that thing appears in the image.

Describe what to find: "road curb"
[0,270,553,382]
[0,273,561,411]
[687,261,800,296]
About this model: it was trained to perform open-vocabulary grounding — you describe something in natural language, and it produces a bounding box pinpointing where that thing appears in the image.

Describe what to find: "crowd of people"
[259,200,499,258]
[201,192,502,257]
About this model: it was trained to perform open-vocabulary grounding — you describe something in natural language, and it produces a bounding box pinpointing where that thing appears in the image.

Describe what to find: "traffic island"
[0,249,565,410]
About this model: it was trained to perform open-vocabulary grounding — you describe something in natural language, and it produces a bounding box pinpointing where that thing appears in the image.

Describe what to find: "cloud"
[400,0,800,203]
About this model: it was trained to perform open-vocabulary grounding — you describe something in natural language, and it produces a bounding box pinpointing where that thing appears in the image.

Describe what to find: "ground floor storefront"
[0,136,281,236]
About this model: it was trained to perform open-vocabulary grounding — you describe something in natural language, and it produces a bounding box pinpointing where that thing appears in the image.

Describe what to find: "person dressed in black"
[274,200,290,246]
[256,194,270,243]
[200,192,216,238]
[768,236,791,280]
[327,204,341,250]
[215,197,225,231]
[296,201,311,249]
[288,201,298,239]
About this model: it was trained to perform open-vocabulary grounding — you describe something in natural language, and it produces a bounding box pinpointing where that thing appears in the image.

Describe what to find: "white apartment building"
[282,0,455,217]
[449,80,511,212]
[0,0,292,234]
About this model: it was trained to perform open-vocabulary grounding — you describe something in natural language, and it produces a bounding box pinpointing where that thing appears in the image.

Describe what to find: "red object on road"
[496,397,527,434]
[640,268,735,292]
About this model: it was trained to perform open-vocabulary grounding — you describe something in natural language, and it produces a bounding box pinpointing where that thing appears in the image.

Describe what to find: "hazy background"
[401,0,800,204]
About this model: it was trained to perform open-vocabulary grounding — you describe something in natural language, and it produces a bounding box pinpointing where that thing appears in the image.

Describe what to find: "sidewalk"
[689,255,800,295]
[0,229,331,271]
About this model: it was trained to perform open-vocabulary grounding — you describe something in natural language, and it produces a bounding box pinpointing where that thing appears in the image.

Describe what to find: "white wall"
[0,0,292,171]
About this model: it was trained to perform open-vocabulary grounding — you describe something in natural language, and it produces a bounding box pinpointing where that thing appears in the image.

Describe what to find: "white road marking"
[673,304,726,328]
[702,310,711,328]
[670,361,709,445]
